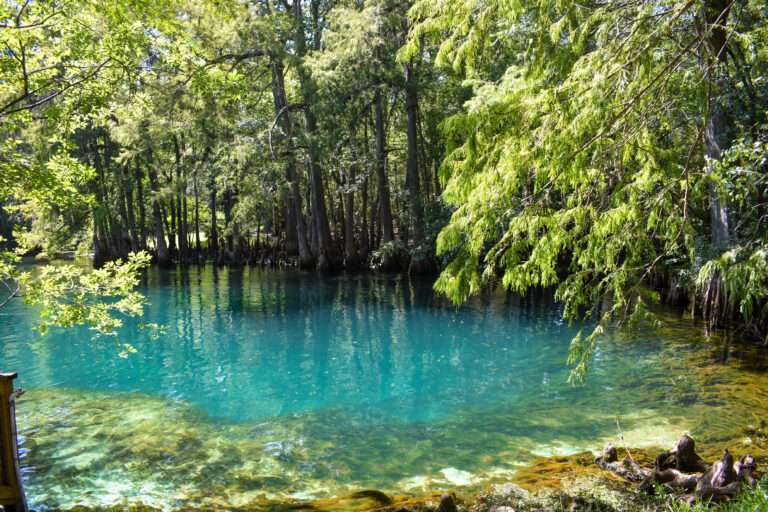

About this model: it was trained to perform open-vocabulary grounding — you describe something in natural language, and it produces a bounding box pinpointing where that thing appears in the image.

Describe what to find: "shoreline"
[55,434,766,512]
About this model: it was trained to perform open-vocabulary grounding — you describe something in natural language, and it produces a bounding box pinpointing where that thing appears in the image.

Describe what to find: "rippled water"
[1,266,765,510]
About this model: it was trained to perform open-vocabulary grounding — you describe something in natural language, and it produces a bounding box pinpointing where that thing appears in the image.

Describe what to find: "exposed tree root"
[594,444,651,482]
[595,435,758,505]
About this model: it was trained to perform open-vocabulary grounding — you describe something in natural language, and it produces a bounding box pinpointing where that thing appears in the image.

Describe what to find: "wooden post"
[0,373,27,512]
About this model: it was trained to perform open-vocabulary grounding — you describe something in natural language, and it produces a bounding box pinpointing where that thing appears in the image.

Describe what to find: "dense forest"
[1,0,767,376]
[1,0,461,274]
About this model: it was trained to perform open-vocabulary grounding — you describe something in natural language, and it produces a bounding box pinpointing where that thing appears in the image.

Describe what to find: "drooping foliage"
[404,0,768,379]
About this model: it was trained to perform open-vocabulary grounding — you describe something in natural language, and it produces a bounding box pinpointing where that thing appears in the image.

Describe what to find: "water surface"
[0,266,765,510]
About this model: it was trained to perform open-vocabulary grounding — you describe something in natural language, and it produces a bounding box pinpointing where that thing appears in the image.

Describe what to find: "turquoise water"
[0,266,746,509]
[4,268,588,423]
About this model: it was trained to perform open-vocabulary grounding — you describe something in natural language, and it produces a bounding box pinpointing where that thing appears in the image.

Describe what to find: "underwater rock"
[440,467,474,486]
[262,440,295,461]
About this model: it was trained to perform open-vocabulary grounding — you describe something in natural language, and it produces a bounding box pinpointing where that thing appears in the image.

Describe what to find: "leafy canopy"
[406,0,768,381]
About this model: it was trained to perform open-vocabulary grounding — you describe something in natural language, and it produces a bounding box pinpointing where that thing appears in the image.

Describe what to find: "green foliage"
[371,240,409,270]
[409,0,768,380]
[697,248,768,323]
[0,0,173,341]
[17,251,152,336]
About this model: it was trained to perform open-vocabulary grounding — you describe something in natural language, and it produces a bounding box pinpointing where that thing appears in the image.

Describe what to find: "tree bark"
[222,186,234,262]
[293,0,337,270]
[193,166,201,257]
[135,159,147,250]
[270,57,313,268]
[146,156,169,265]
[360,174,370,260]
[344,164,358,267]
[374,89,394,244]
[208,172,218,260]
[174,134,188,261]
[307,125,335,269]
[166,167,178,257]
[404,60,424,244]
[701,0,732,249]
[119,163,138,252]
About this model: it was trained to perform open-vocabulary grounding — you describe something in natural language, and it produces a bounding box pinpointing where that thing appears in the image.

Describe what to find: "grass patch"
[659,478,768,511]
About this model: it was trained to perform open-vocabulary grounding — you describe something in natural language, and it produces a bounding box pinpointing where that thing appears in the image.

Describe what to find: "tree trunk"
[344,165,358,267]
[360,174,370,260]
[90,137,121,263]
[283,190,297,255]
[183,183,189,257]
[705,108,730,249]
[167,171,178,257]
[404,60,425,245]
[135,159,147,250]
[146,159,169,265]
[208,173,219,260]
[270,57,313,268]
[701,0,731,249]
[193,167,201,257]
[293,0,337,270]
[256,221,261,256]
[360,123,371,261]
[305,110,335,271]
[174,135,188,261]
[120,163,139,252]
[223,186,234,262]
[374,89,394,244]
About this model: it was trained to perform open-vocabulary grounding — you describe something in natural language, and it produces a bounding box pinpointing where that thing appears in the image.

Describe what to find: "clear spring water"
[0,266,764,510]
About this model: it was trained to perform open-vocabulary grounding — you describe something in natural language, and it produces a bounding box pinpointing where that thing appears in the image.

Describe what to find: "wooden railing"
[0,373,27,512]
